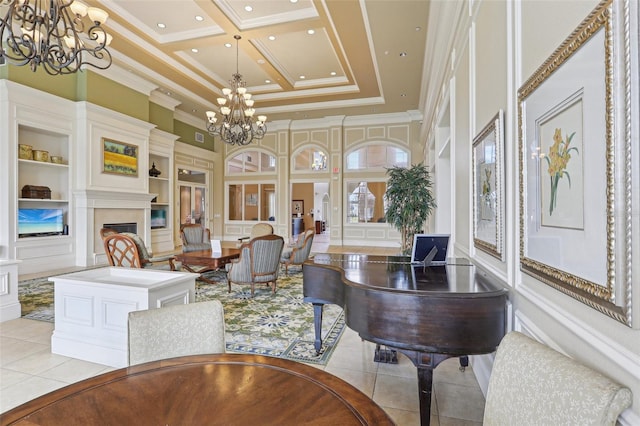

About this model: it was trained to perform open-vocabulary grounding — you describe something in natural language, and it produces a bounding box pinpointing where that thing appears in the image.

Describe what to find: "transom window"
[227,150,276,174]
[293,147,327,171]
[346,144,408,170]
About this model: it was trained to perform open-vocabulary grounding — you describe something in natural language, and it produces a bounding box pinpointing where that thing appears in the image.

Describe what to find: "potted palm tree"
[384,163,437,255]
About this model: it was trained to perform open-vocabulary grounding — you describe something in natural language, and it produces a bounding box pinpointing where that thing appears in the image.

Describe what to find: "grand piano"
[303,253,508,425]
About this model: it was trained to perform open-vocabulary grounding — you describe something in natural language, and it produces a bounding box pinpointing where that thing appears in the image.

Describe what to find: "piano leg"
[312,303,324,354]
[401,351,451,426]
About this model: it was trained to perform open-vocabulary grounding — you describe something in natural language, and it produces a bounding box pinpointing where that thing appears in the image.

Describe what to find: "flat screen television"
[18,208,64,237]
[150,209,167,228]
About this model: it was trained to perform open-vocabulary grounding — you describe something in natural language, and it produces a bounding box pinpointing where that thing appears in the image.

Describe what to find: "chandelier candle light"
[206,35,267,146]
[0,0,112,74]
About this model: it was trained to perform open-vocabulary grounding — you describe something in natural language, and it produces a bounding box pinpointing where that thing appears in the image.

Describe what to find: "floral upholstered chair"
[128,300,225,365]
[483,331,632,425]
[225,234,284,297]
[280,228,314,275]
[103,232,178,270]
[180,224,212,252]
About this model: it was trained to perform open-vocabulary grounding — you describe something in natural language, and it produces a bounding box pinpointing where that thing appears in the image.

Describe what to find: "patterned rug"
[18,269,345,365]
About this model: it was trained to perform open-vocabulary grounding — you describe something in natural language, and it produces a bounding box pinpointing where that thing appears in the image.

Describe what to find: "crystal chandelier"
[206,35,267,146]
[0,0,112,75]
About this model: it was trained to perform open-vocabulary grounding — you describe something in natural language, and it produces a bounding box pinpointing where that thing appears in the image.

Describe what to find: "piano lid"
[308,253,499,294]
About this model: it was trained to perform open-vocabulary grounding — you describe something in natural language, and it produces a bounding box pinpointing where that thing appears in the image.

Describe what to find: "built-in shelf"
[18,198,69,203]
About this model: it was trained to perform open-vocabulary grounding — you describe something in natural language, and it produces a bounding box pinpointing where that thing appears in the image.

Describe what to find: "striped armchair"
[280,228,314,275]
[180,224,211,252]
[225,234,285,297]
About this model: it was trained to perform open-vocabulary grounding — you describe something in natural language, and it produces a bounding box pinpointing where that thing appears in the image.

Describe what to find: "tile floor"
[0,234,486,425]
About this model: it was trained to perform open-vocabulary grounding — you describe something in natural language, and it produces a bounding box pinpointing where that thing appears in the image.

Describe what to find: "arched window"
[292,147,328,171]
[227,150,276,174]
[345,144,408,170]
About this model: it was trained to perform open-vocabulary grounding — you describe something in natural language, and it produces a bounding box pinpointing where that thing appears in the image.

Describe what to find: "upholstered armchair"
[128,300,225,365]
[280,228,314,275]
[237,222,274,247]
[483,331,632,425]
[103,232,178,270]
[226,234,284,297]
[180,224,212,252]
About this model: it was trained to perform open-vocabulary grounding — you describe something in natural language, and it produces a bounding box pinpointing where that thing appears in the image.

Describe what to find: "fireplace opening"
[103,223,138,234]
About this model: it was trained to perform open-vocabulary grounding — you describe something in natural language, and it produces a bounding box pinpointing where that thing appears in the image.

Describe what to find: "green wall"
[1,65,217,153]
[2,64,78,100]
[173,119,216,151]
[149,102,174,133]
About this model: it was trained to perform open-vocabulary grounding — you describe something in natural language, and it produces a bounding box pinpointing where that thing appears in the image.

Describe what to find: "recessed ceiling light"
[299,75,306,79]
[157,23,166,29]
[307,29,315,35]
[399,52,407,57]
[268,35,276,41]
[290,0,298,3]
[400,94,407,97]
[244,5,253,12]
[225,43,232,48]
[195,15,204,21]
[265,79,271,83]
[415,26,421,31]
[192,109,197,113]
[330,71,336,76]
[191,48,198,53]
[257,59,265,64]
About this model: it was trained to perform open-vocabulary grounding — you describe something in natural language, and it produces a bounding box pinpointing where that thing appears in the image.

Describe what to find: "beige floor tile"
[0,375,68,413]
[39,358,113,384]
[3,349,70,376]
[373,373,420,412]
[0,338,49,367]
[0,368,32,389]
[324,365,377,397]
[434,382,485,422]
[383,406,422,426]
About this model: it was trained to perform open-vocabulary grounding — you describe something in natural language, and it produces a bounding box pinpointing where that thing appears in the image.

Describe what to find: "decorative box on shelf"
[21,185,51,199]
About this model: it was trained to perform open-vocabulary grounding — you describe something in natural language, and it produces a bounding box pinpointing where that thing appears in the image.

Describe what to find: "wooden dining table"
[0,353,394,425]
[174,247,241,284]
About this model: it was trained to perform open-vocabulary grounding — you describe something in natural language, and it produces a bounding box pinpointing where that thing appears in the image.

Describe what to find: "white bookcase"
[148,129,178,253]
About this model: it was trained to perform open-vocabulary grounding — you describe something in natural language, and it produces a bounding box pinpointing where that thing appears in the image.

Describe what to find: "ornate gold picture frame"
[518,0,633,326]
[473,110,504,260]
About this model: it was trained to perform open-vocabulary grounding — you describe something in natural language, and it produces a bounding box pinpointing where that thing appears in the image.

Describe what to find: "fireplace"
[103,223,138,234]
[74,190,155,266]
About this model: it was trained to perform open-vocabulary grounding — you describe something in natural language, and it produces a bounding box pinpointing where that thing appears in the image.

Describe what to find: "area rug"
[18,270,345,365]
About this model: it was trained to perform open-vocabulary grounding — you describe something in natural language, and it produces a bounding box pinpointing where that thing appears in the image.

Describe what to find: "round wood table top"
[1,353,394,426]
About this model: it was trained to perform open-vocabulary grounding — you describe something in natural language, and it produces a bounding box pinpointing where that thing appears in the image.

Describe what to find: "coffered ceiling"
[90,0,430,124]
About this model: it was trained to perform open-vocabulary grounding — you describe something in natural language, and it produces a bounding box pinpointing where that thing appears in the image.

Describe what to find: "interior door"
[178,169,207,227]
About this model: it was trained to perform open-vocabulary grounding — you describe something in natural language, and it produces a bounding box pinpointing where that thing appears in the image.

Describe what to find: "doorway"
[290,181,329,235]
[178,168,206,227]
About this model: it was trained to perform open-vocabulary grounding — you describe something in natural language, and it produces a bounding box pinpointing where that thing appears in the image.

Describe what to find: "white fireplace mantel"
[75,190,156,208]
[74,190,156,267]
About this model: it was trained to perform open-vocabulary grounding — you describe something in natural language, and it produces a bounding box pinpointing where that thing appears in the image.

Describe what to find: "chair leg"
[250,283,255,298]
